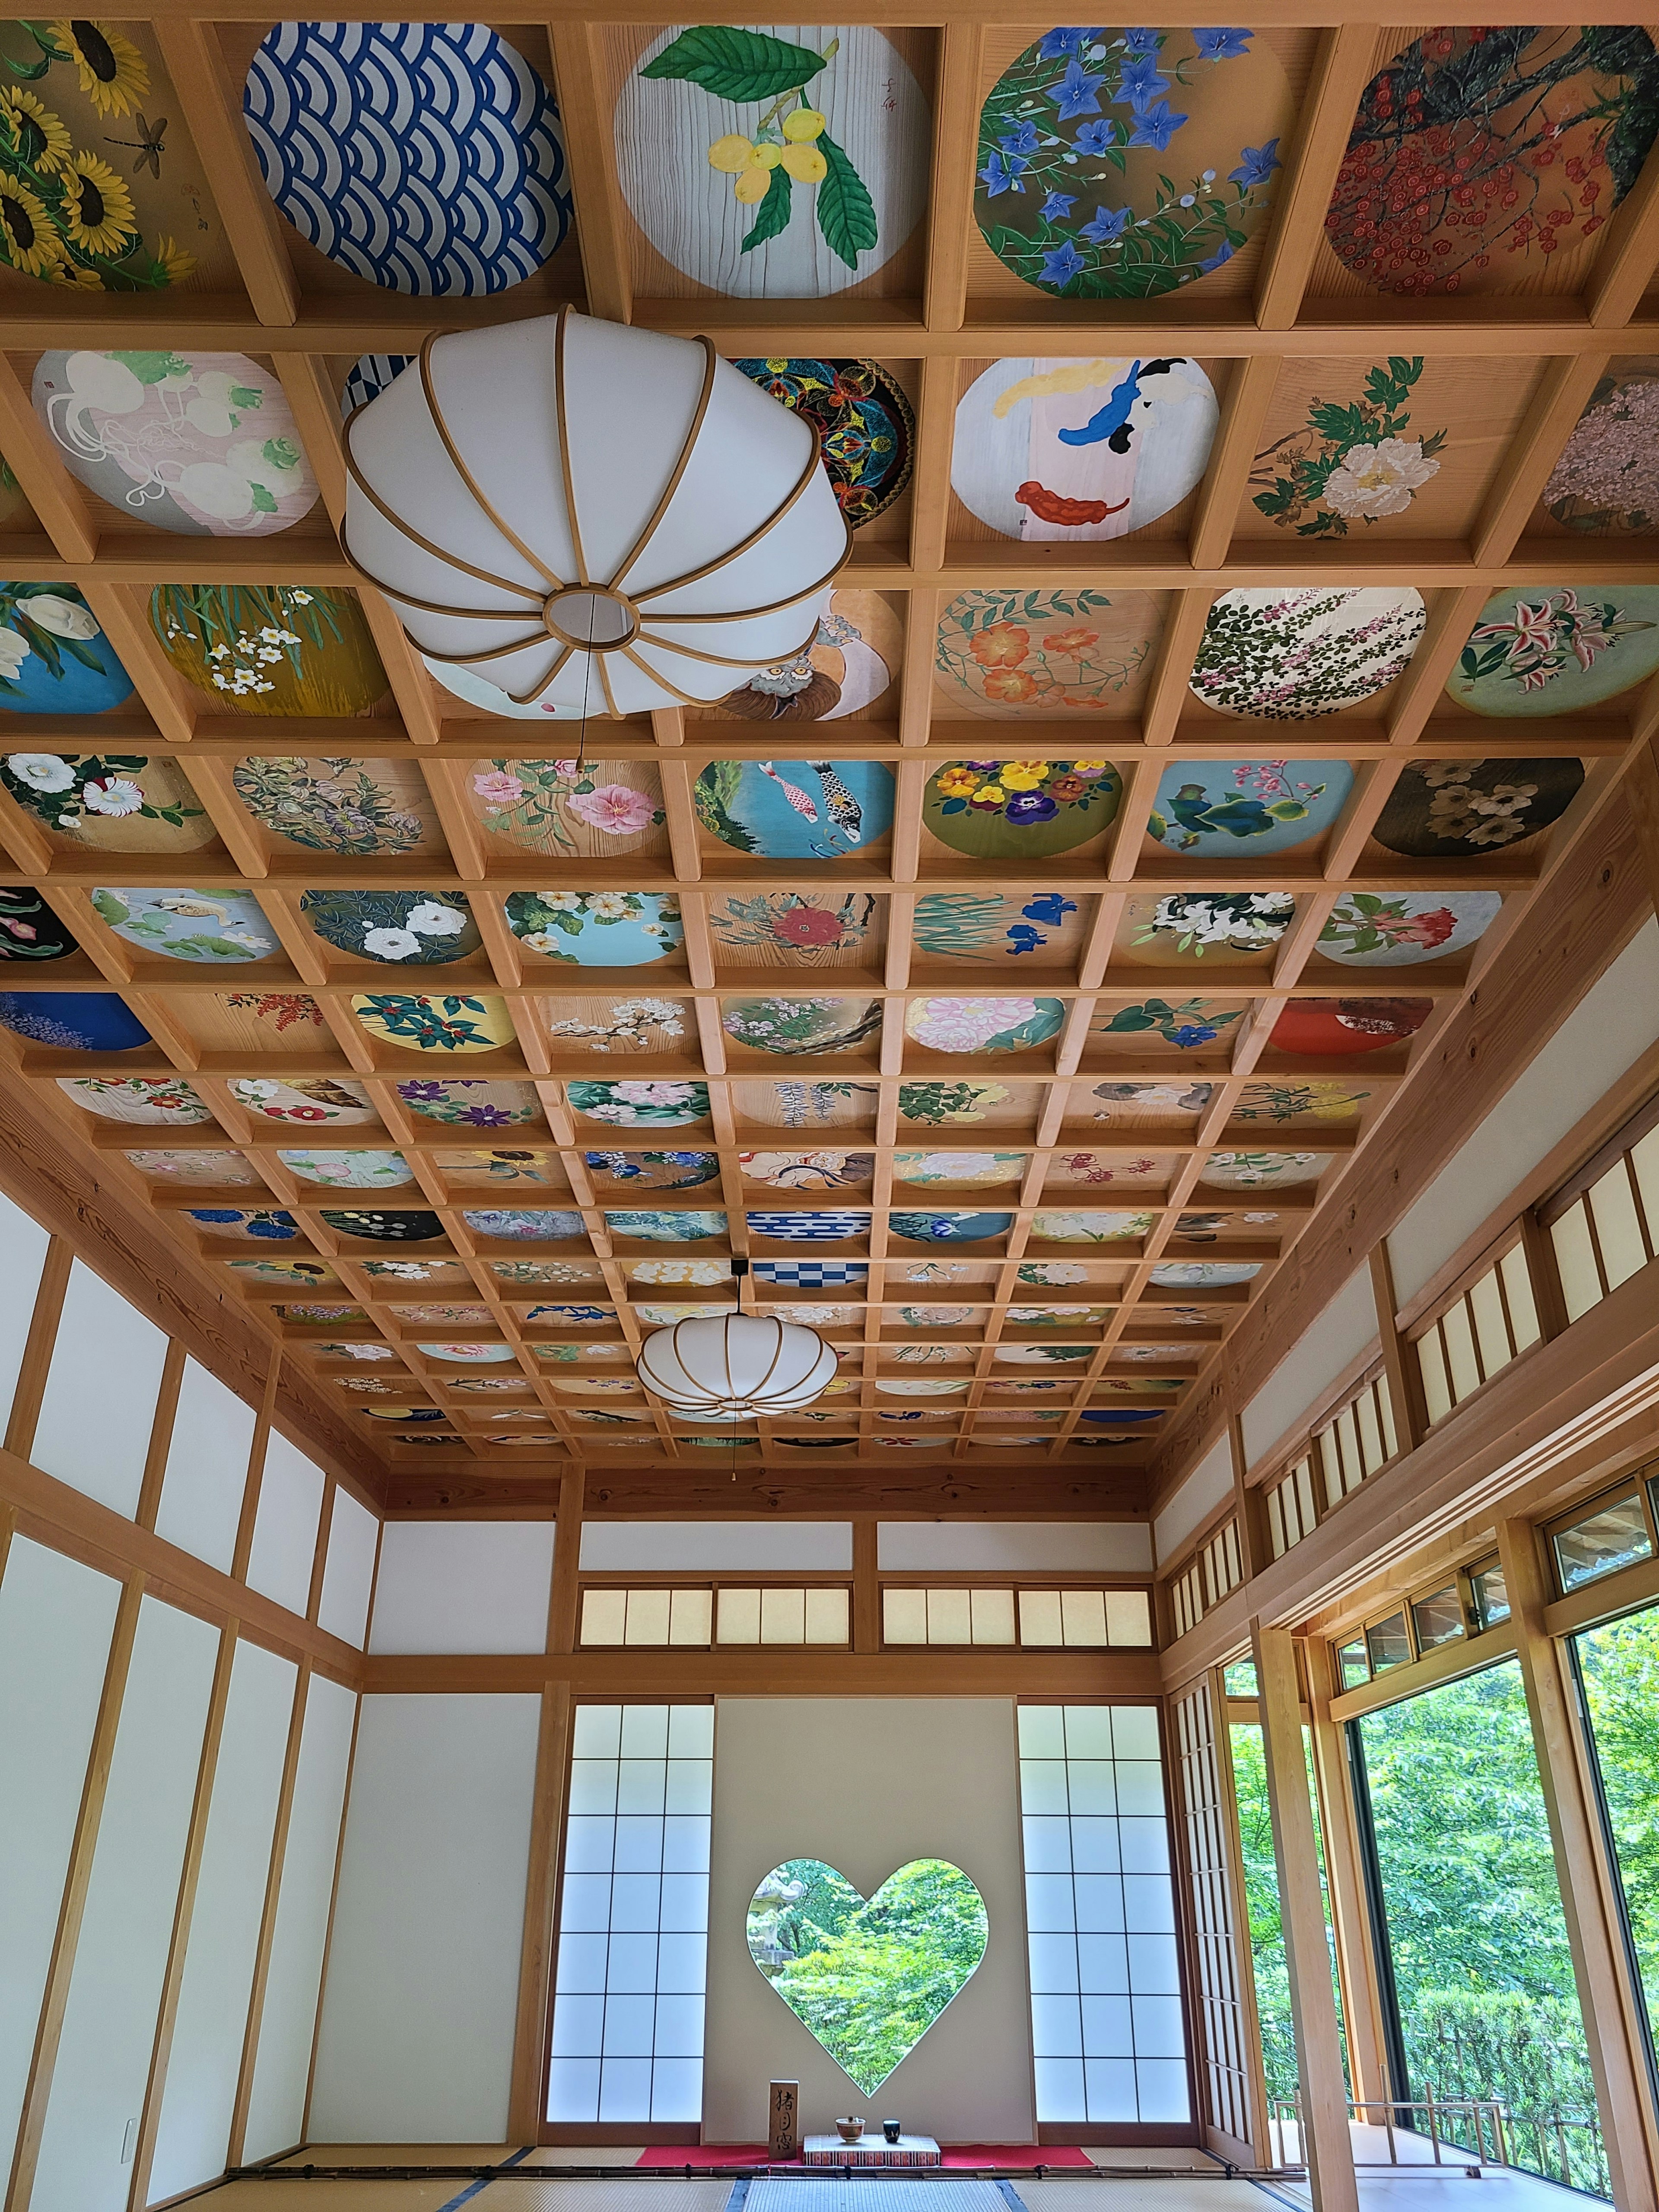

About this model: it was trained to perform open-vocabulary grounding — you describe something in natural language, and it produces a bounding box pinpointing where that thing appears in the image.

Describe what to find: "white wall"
[309,1694,540,2142]
[31,1596,218,2212]
[147,1640,295,2205]
[369,1521,555,1654]
[580,1520,852,1571]
[243,1673,356,2164]
[1239,1266,1379,1470]
[1153,1437,1234,1565]
[0,1540,120,2181]
[317,1489,379,1649]
[31,1263,168,1518]
[154,1359,257,1574]
[704,1697,1034,2144]
[877,1522,1153,1573]
[1389,917,1659,1302]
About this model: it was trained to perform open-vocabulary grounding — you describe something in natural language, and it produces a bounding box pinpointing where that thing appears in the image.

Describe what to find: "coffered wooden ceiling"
[0,5,1655,1501]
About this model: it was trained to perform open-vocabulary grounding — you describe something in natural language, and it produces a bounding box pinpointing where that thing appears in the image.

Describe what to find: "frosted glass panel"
[1019,1704,1189,2125]
[154,1361,257,1574]
[0,1539,120,2183]
[32,1596,217,2212]
[317,1489,379,1649]
[31,1264,167,1518]
[242,1675,355,2163]
[548,1704,713,2124]
[245,1435,325,1617]
[0,1192,49,1439]
[147,1641,293,2203]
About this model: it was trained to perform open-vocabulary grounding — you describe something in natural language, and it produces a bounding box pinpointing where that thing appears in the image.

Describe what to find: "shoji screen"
[1018,1703,1192,2125]
[1173,1679,1257,2149]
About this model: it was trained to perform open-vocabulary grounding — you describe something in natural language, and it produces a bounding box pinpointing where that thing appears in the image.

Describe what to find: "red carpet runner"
[635,2146,1094,2169]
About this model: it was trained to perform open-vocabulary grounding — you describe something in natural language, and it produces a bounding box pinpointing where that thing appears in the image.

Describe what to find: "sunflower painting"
[0,21,211,290]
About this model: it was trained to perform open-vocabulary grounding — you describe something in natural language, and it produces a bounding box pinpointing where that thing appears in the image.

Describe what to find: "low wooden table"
[800,2136,942,2167]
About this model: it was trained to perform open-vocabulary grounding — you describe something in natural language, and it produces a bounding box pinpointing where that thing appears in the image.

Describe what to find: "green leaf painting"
[815,128,877,268]
[640,25,826,101]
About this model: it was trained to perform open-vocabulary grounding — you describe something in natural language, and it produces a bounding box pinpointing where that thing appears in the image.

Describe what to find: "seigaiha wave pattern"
[243,21,573,296]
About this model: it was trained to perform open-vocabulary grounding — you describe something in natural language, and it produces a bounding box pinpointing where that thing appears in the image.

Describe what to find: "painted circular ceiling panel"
[604,1210,727,1243]
[230,756,428,857]
[33,351,318,535]
[875,1377,969,1396]
[933,590,1158,718]
[243,22,572,294]
[351,992,513,1055]
[1369,760,1584,856]
[320,1208,447,1242]
[995,1344,1092,1364]
[394,1078,539,1128]
[1031,1210,1155,1242]
[974,27,1293,299]
[585,1150,721,1190]
[616,23,928,299]
[422,1341,519,1363]
[462,1209,585,1241]
[92,885,277,963]
[722,995,881,1055]
[1150,765,1354,858]
[1448,586,1659,715]
[1151,1261,1261,1288]
[0,752,211,852]
[340,355,415,418]
[151,585,388,717]
[694,757,894,860]
[0,586,134,714]
[737,1151,872,1190]
[127,1149,258,1185]
[905,997,1064,1054]
[735,358,913,525]
[718,591,900,723]
[889,1210,1013,1243]
[0,990,148,1050]
[923,759,1122,859]
[894,1151,1025,1185]
[231,1076,375,1125]
[58,1074,215,1125]
[1315,891,1502,966]
[0,888,77,963]
[1190,588,1427,718]
[1542,362,1659,534]
[1201,1150,1328,1188]
[953,356,1217,540]
[504,891,683,967]
[278,1149,414,1188]
[1325,28,1659,298]
[470,761,667,852]
[187,1208,299,1240]
[745,1209,868,1241]
[568,1081,710,1128]
[1125,891,1297,960]
[1271,998,1432,1056]
[303,890,479,966]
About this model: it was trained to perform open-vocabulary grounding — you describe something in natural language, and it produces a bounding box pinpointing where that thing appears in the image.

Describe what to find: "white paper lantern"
[636,1313,836,1417]
[342,308,849,718]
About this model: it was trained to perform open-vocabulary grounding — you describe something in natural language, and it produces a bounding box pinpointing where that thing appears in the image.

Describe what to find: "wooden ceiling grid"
[0,6,1656,1491]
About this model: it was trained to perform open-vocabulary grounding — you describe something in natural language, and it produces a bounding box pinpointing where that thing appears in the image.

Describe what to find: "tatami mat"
[747,2180,1007,2212]
[276,2147,647,2170]
[212,2183,470,2212]
[1018,2180,1276,2212]
[1079,2152,1229,2172]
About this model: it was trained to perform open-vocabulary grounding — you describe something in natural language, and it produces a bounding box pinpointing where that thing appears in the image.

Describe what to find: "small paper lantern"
[342,309,848,718]
[636,1314,835,1418]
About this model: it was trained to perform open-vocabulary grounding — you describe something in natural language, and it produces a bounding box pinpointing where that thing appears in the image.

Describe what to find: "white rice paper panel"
[578,1519,852,1571]
[1152,1435,1235,1565]
[154,1360,258,1575]
[241,1675,356,2164]
[31,1264,168,1518]
[0,1539,121,2183]
[146,1640,295,2204]
[1239,1266,1379,1470]
[0,1191,49,1439]
[245,1434,325,1618]
[369,1521,555,1654]
[30,1595,217,2212]
[317,1488,379,1650]
[876,1522,1153,1572]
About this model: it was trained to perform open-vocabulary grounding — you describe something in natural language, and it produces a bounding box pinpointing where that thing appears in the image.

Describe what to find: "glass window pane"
[620,1706,669,1758]
[668,1706,713,1759]
[1357,1659,1601,2193]
[1553,1493,1653,1592]
[650,2056,703,2120]
[1337,1638,1370,1690]
[1366,1611,1411,1674]
[1017,1705,1066,1757]
[1223,1659,1259,1699]
[1470,1561,1510,1630]
[883,1587,927,1644]
[1411,1585,1465,1654]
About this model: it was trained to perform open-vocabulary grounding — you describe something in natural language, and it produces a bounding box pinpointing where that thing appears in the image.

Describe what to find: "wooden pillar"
[508,1681,572,2141]
[1251,1623,1358,2212]
[1302,1638,1391,2112]
[1496,1519,1659,2212]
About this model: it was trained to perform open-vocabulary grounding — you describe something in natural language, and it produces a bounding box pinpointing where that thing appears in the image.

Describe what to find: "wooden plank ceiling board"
[0,6,1656,1507]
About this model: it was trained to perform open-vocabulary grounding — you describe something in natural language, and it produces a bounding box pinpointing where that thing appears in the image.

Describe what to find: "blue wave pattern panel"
[243,21,573,296]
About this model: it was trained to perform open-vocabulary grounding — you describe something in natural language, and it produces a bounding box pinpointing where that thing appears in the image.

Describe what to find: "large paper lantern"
[342,309,849,718]
[636,1313,835,1418]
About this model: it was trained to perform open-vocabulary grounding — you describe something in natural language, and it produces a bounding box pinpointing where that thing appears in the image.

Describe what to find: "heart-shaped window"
[747,1856,988,2094]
